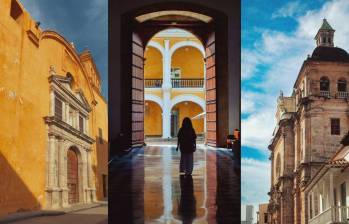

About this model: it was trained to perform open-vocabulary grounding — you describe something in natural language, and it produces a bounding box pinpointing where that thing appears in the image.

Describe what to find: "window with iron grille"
[55,97,63,120]
[320,77,330,91]
[79,115,84,133]
[338,79,347,92]
[331,118,340,135]
[99,128,103,144]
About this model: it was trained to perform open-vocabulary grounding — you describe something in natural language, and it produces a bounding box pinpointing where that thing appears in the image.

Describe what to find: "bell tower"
[315,19,335,47]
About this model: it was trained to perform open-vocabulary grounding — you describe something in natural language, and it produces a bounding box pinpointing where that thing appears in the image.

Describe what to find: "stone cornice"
[44,116,94,144]
[49,75,92,113]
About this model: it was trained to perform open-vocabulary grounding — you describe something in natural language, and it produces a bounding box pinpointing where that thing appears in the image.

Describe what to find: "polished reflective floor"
[109,145,240,224]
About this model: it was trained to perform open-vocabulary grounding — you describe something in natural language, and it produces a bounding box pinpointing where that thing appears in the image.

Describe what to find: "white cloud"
[272,1,303,19]
[242,107,275,150]
[242,0,349,152]
[241,158,271,222]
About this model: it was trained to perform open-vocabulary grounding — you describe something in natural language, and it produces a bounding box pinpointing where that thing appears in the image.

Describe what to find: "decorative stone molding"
[44,71,96,209]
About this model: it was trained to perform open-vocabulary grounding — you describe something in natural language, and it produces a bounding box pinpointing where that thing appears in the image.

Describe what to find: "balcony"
[309,206,349,224]
[144,79,205,88]
[171,78,204,88]
[145,79,163,88]
[337,91,349,99]
[319,90,330,98]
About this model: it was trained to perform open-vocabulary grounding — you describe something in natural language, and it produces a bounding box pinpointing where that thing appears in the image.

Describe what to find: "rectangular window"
[264,213,268,223]
[79,115,84,132]
[54,97,63,120]
[170,68,181,79]
[331,118,340,135]
[99,128,103,144]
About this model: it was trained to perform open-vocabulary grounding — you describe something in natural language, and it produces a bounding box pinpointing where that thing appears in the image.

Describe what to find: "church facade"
[268,19,349,224]
[0,0,108,216]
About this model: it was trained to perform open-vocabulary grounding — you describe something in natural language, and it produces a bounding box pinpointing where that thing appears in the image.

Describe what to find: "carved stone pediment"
[48,74,92,112]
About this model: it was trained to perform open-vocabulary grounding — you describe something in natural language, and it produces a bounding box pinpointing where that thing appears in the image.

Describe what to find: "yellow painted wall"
[144,101,162,136]
[174,102,204,134]
[144,47,162,79]
[91,92,108,200]
[145,89,162,98]
[171,91,205,100]
[172,47,204,78]
[0,0,108,216]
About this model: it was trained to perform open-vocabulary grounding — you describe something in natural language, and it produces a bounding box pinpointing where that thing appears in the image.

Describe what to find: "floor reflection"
[109,145,240,224]
[178,175,196,224]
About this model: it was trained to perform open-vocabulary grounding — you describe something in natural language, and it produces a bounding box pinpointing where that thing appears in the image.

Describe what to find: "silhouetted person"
[178,175,196,223]
[176,117,197,176]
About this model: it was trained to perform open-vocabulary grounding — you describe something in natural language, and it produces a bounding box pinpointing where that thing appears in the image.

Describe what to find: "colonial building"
[0,0,108,217]
[268,19,349,224]
[144,29,205,138]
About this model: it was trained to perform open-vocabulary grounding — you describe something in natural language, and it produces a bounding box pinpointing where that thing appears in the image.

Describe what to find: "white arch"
[170,94,205,111]
[147,41,165,57]
[145,94,163,110]
[169,40,205,58]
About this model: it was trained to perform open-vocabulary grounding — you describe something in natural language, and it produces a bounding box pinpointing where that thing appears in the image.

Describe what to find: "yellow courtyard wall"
[171,47,204,79]
[144,47,162,79]
[175,102,204,134]
[170,91,205,100]
[144,101,162,136]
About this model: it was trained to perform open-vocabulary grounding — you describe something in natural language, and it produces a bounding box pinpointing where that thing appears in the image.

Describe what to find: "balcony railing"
[319,90,330,97]
[309,206,349,224]
[145,79,163,88]
[337,91,349,98]
[171,79,204,88]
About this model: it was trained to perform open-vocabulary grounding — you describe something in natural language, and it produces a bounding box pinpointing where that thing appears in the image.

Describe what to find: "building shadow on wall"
[0,153,40,218]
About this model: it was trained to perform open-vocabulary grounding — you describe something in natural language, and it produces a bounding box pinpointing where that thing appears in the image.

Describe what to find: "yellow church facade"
[144,29,206,138]
[0,0,108,217]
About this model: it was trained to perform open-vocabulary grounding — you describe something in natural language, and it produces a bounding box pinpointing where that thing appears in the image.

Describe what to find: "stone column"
[57,138,69,207]
[162,39,172,138]
[85,148,96,203]
[48,134,57,187]
[46,133,60,208]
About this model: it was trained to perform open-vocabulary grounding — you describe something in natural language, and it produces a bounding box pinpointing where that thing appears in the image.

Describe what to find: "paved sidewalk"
[8,204,107,224]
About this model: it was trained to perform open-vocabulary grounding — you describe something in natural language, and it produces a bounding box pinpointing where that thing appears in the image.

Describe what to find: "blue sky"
[20,0,108,100]
[241,0,349,221]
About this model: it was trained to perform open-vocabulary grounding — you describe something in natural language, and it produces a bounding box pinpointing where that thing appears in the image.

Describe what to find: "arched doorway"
[110,1,240,151]
[171,101,204,137]
[144,100,163,138]
[67,147,79,204]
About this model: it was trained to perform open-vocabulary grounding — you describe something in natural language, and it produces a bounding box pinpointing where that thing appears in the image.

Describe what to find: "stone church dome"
[310,46,349,63]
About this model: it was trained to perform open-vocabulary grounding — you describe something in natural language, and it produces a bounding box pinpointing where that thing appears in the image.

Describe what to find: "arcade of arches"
[144,29,206,139]
[109,1,241,223]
